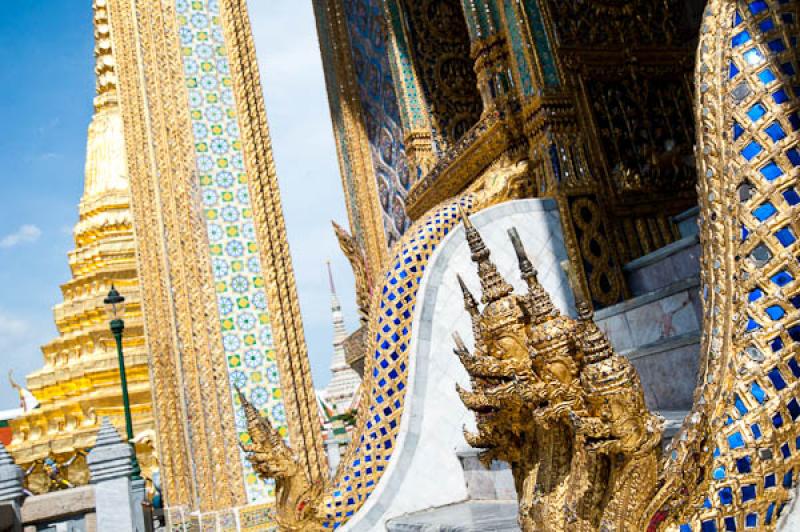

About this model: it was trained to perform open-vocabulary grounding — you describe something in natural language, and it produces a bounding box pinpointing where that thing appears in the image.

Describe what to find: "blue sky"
[0,2,356,410]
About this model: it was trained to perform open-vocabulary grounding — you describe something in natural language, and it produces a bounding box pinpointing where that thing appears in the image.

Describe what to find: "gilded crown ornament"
[453,216,661,531]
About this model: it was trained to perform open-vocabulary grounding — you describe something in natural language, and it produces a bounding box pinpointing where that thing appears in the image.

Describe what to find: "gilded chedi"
[8,0,155,494]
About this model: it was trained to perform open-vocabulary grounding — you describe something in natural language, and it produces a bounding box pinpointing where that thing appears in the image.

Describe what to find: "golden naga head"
[458,209,570,364]
[459,209,530,364]
[236,387,299,480]
[455,214,586,419]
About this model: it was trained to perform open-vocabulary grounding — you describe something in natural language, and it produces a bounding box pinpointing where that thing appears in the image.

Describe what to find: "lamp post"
[104,285,142,481]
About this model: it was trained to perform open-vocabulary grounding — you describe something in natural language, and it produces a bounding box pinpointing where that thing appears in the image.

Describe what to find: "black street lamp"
[104,285,142,481]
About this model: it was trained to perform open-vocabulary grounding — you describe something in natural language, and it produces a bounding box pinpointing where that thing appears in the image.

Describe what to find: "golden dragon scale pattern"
[647,1,800,530]
[319,195,475,528]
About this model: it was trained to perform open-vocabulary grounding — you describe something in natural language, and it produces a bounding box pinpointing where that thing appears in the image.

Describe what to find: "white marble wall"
[595,277,702,411]
[343,199,575,531]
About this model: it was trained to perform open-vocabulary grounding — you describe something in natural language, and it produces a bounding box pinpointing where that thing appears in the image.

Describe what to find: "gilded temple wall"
[106,0,325,521]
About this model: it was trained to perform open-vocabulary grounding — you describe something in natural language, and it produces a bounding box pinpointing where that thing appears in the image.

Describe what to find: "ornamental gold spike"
[561,259,593,321]
[92,0,117,110]
[507,227,558,324]
[456,274,481,339]
[460,208,513,304]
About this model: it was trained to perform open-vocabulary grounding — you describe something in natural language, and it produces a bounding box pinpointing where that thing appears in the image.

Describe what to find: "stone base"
[456,448,516,501]
[0,502,20,532]
[386,501,520,532]
[20,485,96,530]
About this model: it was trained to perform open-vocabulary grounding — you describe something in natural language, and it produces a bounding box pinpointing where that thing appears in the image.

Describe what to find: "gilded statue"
[453,213,661,531]
[237,389,324,531]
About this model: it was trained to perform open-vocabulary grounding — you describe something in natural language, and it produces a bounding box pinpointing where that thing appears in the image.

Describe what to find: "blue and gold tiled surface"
[341,0,411,247]
[320,196,474,529]
[670,1,800,530]
[175,0,285,504]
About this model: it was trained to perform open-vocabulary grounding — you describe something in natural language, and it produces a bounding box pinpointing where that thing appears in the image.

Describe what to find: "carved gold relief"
[452,212,660,530]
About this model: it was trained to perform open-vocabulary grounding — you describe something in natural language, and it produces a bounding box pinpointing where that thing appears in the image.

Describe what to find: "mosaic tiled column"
[106,0,326,515]
[648,1,800,530]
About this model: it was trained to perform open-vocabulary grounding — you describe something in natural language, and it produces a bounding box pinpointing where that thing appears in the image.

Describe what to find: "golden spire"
[79,0,128,202]
[460,208,513,304]
[507,228,558,324]
[457,274,481,340]
[93,0,117,110]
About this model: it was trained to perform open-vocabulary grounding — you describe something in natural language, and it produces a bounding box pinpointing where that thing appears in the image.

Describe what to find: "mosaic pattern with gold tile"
[175,0,285,503]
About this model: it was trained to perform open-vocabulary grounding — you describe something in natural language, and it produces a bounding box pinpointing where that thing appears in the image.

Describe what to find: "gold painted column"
[105,0,326,516]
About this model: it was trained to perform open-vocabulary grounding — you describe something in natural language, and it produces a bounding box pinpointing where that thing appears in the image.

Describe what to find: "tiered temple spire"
[322,263,361,414]
[8,0,155,490]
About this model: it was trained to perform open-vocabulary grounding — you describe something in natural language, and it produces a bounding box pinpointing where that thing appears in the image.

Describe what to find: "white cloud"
[0,225,42,249]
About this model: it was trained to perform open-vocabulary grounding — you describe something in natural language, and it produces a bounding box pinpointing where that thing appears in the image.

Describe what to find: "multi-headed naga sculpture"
[241,1,800,530]
[455,2,800,529]
[453,215,662,531]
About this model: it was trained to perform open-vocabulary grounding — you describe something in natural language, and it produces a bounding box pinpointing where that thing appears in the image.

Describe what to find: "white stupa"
[322,262,361,415]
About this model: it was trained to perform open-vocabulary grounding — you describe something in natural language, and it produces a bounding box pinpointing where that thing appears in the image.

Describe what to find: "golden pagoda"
[8,0,155,494]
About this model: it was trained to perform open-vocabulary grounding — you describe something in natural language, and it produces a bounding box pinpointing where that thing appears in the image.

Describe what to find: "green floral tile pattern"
[175,0,286,504]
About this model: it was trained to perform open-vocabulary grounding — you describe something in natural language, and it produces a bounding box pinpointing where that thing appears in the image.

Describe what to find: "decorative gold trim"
[312,0,390,276]
[406,111,512,219]
[219,0,328,486]
[105,0,195,507]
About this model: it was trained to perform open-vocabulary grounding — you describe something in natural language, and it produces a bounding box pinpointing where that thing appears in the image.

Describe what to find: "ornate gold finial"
[459,207,513,304]
[92,0,118,110]
[560,259,593,321]
[456,274,481,340]
[507,227,558,323]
